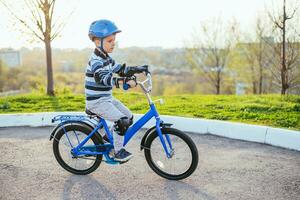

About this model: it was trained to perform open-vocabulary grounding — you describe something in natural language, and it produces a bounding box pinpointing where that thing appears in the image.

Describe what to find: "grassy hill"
[0,92,299,130]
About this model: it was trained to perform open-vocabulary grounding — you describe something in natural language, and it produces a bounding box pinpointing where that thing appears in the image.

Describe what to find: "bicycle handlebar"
[137,73,152,93]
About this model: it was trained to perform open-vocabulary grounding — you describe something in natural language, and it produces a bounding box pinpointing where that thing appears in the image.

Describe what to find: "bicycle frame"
[53,73,173,163]
[70,102,172,159]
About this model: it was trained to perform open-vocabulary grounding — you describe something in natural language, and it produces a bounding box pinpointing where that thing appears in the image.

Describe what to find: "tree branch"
[0,0,44,41]
[49,0,56,21]
[286,7,298,20]
[268,11,283,29]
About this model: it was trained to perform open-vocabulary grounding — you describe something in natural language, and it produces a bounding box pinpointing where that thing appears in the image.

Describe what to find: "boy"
[85,19,145,162]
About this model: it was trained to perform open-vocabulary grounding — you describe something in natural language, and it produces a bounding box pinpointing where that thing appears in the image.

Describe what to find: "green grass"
[0,92,299,130]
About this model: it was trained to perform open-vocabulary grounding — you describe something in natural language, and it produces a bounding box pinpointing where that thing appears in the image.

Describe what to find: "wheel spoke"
[144,128,198,180]
[53,127,103,174]
[73,130,81,145]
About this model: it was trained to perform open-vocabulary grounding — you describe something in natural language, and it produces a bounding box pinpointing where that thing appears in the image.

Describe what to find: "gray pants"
[86,97,133,152]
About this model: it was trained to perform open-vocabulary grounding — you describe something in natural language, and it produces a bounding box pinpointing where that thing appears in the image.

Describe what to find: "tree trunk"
[249,64,257,94]
[281,0,288,95]
[258,41,263,94]
[252,81,257,94]
[0,60,3,92]
[259,65,263,94]
[216,85,220,94]
[45,38,54,96]
[216,71,221,95]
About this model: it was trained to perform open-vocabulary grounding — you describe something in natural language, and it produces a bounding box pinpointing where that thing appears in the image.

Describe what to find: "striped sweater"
[85,48,122,101]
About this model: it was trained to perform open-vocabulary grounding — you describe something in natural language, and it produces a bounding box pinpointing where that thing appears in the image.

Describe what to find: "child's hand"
[126,80,137,88]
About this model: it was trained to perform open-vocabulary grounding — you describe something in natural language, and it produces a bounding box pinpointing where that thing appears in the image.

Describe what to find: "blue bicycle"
[50,73,198,180]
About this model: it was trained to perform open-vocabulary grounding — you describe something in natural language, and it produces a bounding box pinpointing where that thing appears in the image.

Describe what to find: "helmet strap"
[97,38,108,57]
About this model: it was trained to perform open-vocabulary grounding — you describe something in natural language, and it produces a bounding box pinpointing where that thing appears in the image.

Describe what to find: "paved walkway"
[0,126,300,200]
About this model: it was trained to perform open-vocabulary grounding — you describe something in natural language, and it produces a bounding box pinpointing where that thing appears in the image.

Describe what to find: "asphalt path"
[0,126,300,200]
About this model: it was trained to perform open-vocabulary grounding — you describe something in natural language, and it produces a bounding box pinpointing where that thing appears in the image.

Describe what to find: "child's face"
[95,34,116,53]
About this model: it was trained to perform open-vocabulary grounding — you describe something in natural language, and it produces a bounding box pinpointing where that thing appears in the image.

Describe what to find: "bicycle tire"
[144,127,198,180]
[53,124,103,175]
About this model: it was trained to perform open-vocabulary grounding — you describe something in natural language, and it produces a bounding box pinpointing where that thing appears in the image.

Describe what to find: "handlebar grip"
[123,83,130,90]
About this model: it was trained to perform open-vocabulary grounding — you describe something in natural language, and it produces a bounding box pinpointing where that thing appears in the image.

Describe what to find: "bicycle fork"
[155,119,174,158]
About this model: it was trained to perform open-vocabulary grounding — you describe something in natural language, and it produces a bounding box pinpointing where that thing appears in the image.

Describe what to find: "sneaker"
[114,148,133,162]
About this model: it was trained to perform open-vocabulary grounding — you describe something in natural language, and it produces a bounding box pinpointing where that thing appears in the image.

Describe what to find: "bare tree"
[0,0,74,96]
[255,19,268,94]
[186,17,238,94]
[0,59,4,92]
[241,17,274,94]
[268,0,300,94]
[241,44,258,94]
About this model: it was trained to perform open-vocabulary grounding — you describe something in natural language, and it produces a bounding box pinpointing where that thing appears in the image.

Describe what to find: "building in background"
[0,48,22,67]
[235,82,247,95]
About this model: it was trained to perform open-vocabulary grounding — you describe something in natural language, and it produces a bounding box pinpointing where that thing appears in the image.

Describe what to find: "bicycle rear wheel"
[144,127,198,180]
[52,124,103,175]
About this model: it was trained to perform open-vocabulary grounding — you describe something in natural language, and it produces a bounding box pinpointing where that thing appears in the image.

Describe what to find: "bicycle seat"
[85,109,100,118]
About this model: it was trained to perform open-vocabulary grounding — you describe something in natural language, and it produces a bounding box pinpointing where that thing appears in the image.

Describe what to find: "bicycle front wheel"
[144,127,198,180]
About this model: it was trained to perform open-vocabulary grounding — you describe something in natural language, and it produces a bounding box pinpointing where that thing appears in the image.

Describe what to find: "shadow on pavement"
[62,175,116,200]
[165,180,217,200]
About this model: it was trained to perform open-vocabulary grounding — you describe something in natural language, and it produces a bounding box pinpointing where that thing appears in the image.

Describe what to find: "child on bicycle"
[85,19,147,162]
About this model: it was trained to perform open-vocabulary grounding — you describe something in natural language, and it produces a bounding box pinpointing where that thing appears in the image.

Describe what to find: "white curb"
[0,112,299,152]
[265,128,300,151]
[206,120,268,143]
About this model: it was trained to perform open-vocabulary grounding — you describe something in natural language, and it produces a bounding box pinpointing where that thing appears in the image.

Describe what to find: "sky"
[0,0,285,49]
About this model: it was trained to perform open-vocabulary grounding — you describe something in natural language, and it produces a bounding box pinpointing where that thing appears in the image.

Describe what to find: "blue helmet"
[88,19,121,41]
